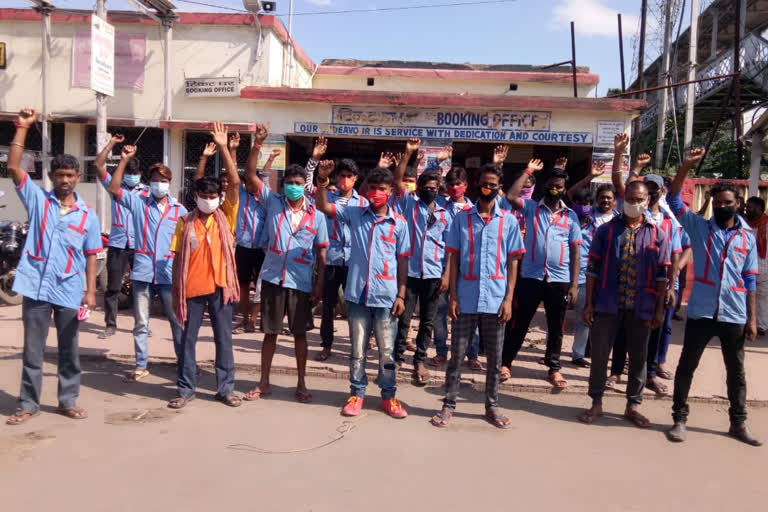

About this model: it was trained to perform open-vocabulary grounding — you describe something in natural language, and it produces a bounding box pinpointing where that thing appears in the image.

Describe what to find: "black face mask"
[649,191,660,205]
[479,187,499,202]
[419,189,437,205]
[713,206,737,226]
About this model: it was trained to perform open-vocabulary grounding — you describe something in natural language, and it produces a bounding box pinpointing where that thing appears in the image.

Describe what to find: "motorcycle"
[0,219,28,305]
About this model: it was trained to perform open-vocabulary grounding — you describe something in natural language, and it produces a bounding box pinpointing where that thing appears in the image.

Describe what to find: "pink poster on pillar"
[72,29,146,90]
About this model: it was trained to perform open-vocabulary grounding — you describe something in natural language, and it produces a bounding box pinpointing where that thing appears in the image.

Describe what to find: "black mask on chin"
[479,187,499,202]
[713,206,737,226]
[418,189,437,205]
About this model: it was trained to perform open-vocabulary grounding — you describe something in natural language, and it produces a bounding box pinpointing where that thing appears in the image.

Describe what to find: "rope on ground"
[226,413,367,455]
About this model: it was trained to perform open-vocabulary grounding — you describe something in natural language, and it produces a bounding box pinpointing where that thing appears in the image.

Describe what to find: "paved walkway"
[0,301,766,402]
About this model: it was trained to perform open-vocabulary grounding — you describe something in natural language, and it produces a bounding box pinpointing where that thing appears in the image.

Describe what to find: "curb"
[2,346,766,408]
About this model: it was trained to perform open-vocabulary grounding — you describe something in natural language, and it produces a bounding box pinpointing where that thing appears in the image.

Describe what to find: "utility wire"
[176,0,518,16]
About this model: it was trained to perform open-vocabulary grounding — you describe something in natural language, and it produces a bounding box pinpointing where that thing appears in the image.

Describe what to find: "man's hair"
[126,158,140,175]
[546,169,569,184]
[218,173,228,184]
[283,164,306,182]
[710,182,739,201]
[663,176,672,188]
[51,154,80,173]
[417,171,440,188]
[337,158,359,176]
[747,196,766,211]
[366,167,394,186]
[478,163,502,181]
[404,166,418,179]
[596,183,616,197]
[572,187,593,204]
[445,167,468,184]
[194,176,221,195]
[148,163,172,181]
[625,180,648,195]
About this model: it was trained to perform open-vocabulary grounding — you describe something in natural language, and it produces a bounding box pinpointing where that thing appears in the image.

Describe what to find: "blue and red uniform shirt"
[235,183,267,249]
[325,189,368,267]
[99,172,148,249]
[403,196,451,279]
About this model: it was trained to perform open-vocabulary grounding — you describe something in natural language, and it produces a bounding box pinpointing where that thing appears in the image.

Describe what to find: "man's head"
[643,174,665,206]
[336,158,359,193]
[543,169,568,204]
[417,171,440,204]
[710,182,740,226]
[148,163,172,199]
[403,166,418,194]
[365,167,394,209]
[746,196,765,221]
[125,157,141,176]
[194,176,221,213]
[49,154,81,197]
[571,188,594,220]
[477,163,502,203]
[218,172,229,193]
[283,164,306,201]
[623,180,649,219]
[445,167,469,200]
[595,184,616,214]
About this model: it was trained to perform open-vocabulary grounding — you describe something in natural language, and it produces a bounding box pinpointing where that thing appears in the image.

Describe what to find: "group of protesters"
[3,108,763,447]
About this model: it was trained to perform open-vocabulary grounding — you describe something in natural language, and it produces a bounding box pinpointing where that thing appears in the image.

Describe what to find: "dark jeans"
[588,309,650,407]
[104,246,133,328]
[19,297,80,412]
[647,291,678,378]
[320,265,348,348]
[674,267,687,315]
[395,277,442,365]
[672,318,747,425]
[503,278,569,373]
[611,325,628,376]
[176,288,235,399]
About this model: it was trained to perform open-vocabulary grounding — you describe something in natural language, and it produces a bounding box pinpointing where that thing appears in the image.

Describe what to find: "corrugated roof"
[320,59,590,74]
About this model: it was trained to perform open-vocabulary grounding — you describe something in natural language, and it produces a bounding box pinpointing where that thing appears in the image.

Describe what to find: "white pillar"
[163,17,173,166]
[750,132,763,198]
[684,0,700,151]
[95,0,108,232]
[655,0,674,170]
[40,6,52,190]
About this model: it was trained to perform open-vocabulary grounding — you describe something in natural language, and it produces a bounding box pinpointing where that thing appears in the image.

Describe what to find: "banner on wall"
[73,29,146,90]
[257,142,286,171]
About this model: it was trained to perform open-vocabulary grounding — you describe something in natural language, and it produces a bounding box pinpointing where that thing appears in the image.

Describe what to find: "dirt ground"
[0,355,766,512]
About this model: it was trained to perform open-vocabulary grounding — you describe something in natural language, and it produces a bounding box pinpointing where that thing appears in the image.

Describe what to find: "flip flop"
[55,405,88,420]
[646,378,668,395]
[242,386,272,401]
[578,408,602,424]
[427,355,447,368]
[295,388,313,404]
[548,371,568,391]
[431,409,453,428]
[465,359,483,371]
[215,393,242,407]
[605,375,620,388]
[168,395,194,409]
[657,368,674,380]
[500,366,512,382]
[624,409,651,429]
[414,366,430,386]
[5,409,39,426]
[123,369,150,383]
[484,409,512,429]
[314,349,332,362]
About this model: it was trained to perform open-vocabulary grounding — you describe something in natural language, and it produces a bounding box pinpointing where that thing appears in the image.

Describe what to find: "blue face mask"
[284,183,304,201]
[122,174,141,188]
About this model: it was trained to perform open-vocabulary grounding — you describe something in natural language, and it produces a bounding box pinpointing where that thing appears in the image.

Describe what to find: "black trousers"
[104,246,133,329]
[320,265,348,348]
[672,317,748,425]
[503,277,569,373]
[395,277,441,365]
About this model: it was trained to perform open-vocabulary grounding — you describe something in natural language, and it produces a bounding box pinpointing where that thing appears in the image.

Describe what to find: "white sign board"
[596,120,626,145]
[185,77,240,98]
[90,15,115,96]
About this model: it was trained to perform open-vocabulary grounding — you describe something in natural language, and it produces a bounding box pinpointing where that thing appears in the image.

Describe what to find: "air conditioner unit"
[242,0,276,13]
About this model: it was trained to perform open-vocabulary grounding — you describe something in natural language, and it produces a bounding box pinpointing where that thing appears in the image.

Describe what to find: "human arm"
[210,121,240,203]
[6,109,37,186]
[697,190,711,216]
[243,123,269,196]
[392,256,407,317]
[228,132,240,165]
[568,244,580,304]
[669,147,705,199]
[82,254,97,311]
[448,250,460,321]
[312,247,327,304]
[498,258,519,324]
[507,158,544,208]
[305,136,327,193]
[631,152,651,179]
[94,133,125,183]
[194,142,216,181]
[393,138,420,195]
[493,145,509,168]
[567,160,606,202]
[746,291,757,340]
[583,275,597,326]
[313,160,336,218]
[107,145,137,198]
[611,133,630,198]
[438,252,451,295]
[262,148,281,177]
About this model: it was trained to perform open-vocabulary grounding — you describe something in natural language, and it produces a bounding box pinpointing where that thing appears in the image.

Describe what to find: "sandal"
[548,371,568,391]
[123,368,150,383]
[6,409,39,426]
[413,365,430,386]
[427,355,447,368]
[657,367,674,380]
[465,359,483,371]
[484,409,512,429]
[55,405,88,420]
[232,322,255,335]
[431,408,453,428]
[500,366,512,382]
[646,378,668,395]
[605,374,620,388]
[215,393,242,407]
[624,408,651,429]
[295,388,313,404]
[578,407,602,424]
[242,386,271,401]
[168,395,194,409]
[314,348,332,362]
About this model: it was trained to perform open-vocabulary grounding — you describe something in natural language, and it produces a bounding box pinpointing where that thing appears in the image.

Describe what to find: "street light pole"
[95,0,108,231]
[40,3,52,190]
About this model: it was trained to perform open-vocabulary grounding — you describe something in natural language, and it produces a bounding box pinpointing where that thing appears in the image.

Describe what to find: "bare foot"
[578,404,603,424]
[243,384,272,401]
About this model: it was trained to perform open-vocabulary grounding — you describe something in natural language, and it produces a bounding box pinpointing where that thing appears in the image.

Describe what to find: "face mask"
[623,200,647,218]
[337,177,354,192]
[284,183,304,201]
[713,206,737,225]
[547,188,563,200]
[573,204,593,218]
[150,181,169,199]
[446,184,467,201]
[519,186,534,200]
[419,189,437,205]
[122,174,141,188]
[479,187,499,202]
[405,182,417,195]
[366,189,389,208]
[649,191,660,205]
[196,195,220,214]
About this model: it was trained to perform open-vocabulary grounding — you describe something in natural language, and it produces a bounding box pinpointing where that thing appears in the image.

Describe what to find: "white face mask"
[150,181,169,199]
[623,200,647,218]
[196,195,220,214]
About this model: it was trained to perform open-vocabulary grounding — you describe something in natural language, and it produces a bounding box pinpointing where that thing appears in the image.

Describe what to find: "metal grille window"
[85,126,164,183]
[0,122,64,179]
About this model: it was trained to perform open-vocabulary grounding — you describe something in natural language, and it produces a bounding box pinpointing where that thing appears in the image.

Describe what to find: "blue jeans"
[132,280,182,369]
[347,301,397,400]
[177,288,235,398]
[572,284,589,359]
[434,292,479,359]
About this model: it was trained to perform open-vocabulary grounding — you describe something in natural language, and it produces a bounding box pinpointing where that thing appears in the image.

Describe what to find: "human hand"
[448,297,459,321]
[269,148,282,160]
[567,286,578,305]
[493,145,509,165]
[746,319,757,341]
[437,146,452,162]
[665,289,676,309]
[590,160,606,177]
[210,121,229,147]
[202,142,217,157]
[312,135,328,160]
[317,159,335,180]
[254,123,269,143]
[554,156,568,170]
[636,153,651,168]
[391,297,405,317]
[228,132,241,151]
[438,274,449,295]
[582,303,594,327]
[650,308,665,330]
[614,133,629,153]
[405,137,421,154]
[378,152,395,169]
[121,145,137,160]
[684,147,705,167]
[111,134,125,145]
[528,158,544,172]
[498,298,513,324]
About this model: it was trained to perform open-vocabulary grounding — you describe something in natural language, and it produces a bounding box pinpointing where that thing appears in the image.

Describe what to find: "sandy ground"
[0,356,766,512]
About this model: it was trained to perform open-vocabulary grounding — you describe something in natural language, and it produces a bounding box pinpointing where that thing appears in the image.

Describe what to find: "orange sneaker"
[342,396,364,416]
[381,398,408,419]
